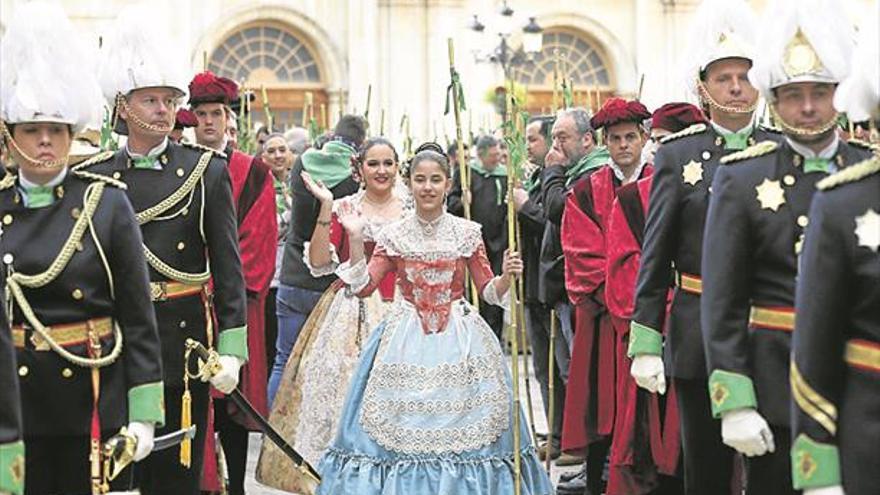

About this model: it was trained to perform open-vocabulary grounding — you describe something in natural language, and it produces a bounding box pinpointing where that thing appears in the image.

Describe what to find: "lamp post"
[468,1,544,81]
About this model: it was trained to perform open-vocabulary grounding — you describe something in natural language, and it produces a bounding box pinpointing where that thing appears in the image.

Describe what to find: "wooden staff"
[545,309,557,473]
[552,49,560,113]
[637,74,646,101]
[364,84,372,123]
[260,85,273,132]
[321,103,328,131]
[380,108,385,135]
[516,220,538,445]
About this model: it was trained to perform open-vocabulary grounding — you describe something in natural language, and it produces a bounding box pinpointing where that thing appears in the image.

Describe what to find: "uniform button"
[3,253,13,265]
[702,151,711,160]
[61,368,73,378]
[714,136,723,147]
[2,214,12,225]
[18,366,28,377]
[55,186,64,199]
[798,215,809,227]
[72,288,84,300]
[783,175,796,186]
[179,320,187,329]
[176,168,185,177]
[177,242,185,251]
[793,155,803,167]
[112,172,122,180]
[161,155,169,165]
[71,208,81,219]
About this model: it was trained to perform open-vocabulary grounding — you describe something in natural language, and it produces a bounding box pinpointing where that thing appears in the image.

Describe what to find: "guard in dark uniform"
[627,1,777,493]
[88,6,248,494]
[700,2,871,493]
[0,259,23,495]
[0,4,164,493]
[789,22,880,495]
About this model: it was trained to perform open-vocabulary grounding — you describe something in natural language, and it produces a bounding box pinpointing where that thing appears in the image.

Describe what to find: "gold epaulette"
[720,140,779,165]
[70,150,115,171]
[181,142,227,159]
[847,138,880,153]
[659,123,707,144]
[0,172,16,191]
[72,169,128,190]
[817,156,880,190]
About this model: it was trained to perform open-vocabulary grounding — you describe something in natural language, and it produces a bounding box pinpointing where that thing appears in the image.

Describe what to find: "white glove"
[721,408,775,457]
[209,355,243,394]
[127,421,155,462]
[805,486,845,495]
[630,354,667,394]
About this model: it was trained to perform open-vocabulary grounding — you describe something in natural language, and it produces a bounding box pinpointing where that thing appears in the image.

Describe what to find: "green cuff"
[217,325,248,362]
[0,440,24,495]
[708,369,758,417]
[128,381,165,427]
[792,434,841,489]
[628,322,663,357]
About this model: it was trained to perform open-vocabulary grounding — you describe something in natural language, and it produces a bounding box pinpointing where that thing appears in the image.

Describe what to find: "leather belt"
[150,281,205,302]
[845,339,880,373]
[11,317,113,350]
[749,306,795,332]
[674,271,703,295]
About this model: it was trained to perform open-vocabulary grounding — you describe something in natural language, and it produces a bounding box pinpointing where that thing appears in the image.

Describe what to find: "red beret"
[650,102,707,133]
[175,108,198,129]
[590,97,652,130]
[188,71,238,105]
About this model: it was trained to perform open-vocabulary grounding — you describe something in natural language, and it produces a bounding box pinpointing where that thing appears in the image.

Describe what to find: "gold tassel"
[179,388,192,468]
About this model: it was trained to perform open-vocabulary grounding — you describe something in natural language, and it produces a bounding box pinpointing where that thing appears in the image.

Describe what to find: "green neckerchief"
[523,167,541,193]
[273,175,289,214]
[804,158,831,173]
[22,184,54,208]
[565,146,611,186]
[132,156,158,169]
[127,138,167,169]
[469,160,507,206]
[301,140,355,189]
[713,122,754,151]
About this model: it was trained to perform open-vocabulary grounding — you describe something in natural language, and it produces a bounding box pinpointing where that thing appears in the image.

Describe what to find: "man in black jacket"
[267,115,365,404]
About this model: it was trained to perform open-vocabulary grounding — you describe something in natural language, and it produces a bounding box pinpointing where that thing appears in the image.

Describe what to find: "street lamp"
[468,1,543,78]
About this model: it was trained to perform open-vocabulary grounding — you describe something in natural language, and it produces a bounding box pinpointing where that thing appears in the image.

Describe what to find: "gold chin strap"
[696,78,759,115]
[0,120,70,170]
[769,105,839,138]
[115,93,174,134]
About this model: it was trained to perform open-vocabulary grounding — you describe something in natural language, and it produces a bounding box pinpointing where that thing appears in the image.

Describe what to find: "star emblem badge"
[755,178,786,211]
[710,382,729,408]
[855,208,880,252]
[682,160,704,186]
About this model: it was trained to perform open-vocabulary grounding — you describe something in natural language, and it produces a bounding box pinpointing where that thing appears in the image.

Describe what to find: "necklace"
[416,212,443,237]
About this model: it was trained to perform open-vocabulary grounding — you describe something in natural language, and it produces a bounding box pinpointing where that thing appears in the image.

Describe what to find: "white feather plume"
[834,19,879,121]
[749,0,855,98]
[0,1,104,132]
[97,3,188,103]
[680,0,759,97]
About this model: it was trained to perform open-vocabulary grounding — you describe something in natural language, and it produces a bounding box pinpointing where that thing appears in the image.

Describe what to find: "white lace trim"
[359,301,510,455]
[335,258,370,293]
[303,241,340,277]
[481,276,509,309]
[377,213,484,261]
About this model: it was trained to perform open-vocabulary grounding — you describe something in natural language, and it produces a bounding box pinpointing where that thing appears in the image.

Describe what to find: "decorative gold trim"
[720,140,779,165]
[675,271,703,295]
[790,361,837,435]
[845,339,880,372]
[11,317,113,349]
[659,123,707,144]
[749,306,795,331]
[818,156,880,191]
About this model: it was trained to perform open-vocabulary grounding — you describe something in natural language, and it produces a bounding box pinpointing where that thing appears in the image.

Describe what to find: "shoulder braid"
[71,169,128,190]
[659,123,708,144]
[817,156,880,191]
[70,150,115,171]
[720,140,779,165]
[181,141,227,159]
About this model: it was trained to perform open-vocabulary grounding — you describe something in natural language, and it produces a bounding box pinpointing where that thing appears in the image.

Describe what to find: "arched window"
[208,22,327,130]
[512,29,615,113]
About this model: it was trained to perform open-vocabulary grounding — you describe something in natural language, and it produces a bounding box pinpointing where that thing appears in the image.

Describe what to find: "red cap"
[650,102,707,133]
[590,97,652,130]
[174,108,198,129]
[188,71,238,105]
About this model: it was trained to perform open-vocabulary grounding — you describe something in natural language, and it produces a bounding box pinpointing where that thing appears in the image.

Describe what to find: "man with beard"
[700,0,873,492]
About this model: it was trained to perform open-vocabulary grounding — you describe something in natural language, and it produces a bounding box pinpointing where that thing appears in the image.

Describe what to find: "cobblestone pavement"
[243,354,578,494]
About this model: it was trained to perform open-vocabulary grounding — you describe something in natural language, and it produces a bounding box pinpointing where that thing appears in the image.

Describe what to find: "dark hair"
[333,114,368,149]
[446,140,470,157]
[529,115,555,143]
[557,107,595,142]
[358,137,399,164]
[475,134,499,158]
[261,132,287,152]
[404,142,450,179]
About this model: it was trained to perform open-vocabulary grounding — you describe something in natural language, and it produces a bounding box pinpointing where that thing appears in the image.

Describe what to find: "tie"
[24,185,54,208]
[722,130,751,151]
[804,157,831,174]
[132,156,158,169]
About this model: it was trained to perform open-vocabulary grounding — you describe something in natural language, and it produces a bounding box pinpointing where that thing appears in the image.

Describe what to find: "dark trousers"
[745,424,796,495]
[674,377,737,495]
[267,284,323,406]
[25,434,133,495]
[212,399,249,495]
[586,438,611,495]
[264,287,279,380]
[525,302,570,447]
[137,382,209,495]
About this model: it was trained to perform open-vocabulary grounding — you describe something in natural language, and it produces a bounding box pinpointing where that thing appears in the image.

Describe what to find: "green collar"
[565,146,611,186]
[469,160,507,178]
[712,122,754,151]
[301,140,355,189]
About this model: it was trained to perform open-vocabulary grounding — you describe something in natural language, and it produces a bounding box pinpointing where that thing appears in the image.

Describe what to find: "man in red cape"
[188,70,277,495]
[560,97,654,494]
[604,102,706,494]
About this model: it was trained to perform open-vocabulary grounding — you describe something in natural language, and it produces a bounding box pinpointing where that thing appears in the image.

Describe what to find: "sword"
[102,425,197,485]
[184,338,322,484]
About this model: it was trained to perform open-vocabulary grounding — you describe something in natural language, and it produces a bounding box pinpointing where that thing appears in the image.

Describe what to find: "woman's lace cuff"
[303,241,340,278]
[482,277,510,310]
[336,258,370,293]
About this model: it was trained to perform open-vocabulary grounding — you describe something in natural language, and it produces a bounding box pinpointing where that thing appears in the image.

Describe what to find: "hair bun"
[413,141,444,155]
